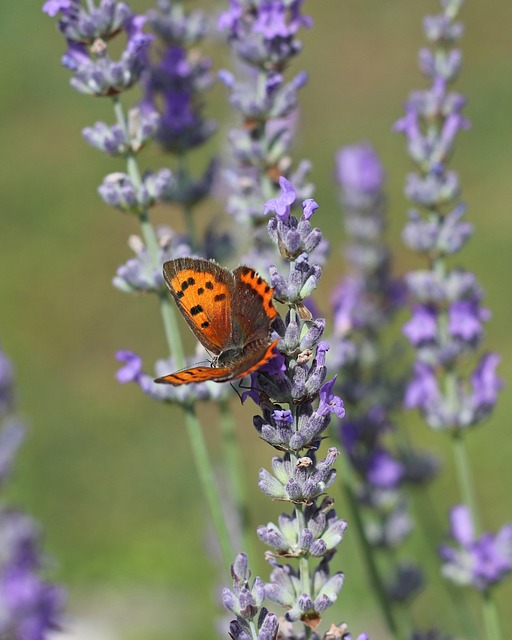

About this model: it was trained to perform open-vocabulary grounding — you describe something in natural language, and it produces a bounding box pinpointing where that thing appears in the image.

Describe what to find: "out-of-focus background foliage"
[1,1,511,638]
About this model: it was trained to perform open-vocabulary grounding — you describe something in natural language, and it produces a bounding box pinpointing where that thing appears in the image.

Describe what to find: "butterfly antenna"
[230,382,244,404]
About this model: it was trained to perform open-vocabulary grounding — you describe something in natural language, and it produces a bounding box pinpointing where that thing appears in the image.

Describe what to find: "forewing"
[232,266,277,342]
[155,366,232,386]
[163,258,235,354]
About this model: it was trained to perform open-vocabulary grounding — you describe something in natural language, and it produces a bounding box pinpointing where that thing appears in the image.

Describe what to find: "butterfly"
[155,257,280,385]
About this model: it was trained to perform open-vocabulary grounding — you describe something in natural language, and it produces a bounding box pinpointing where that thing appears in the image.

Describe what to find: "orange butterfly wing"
[155,366,232,385]
[157,259,280,386]
[163,258,235,355]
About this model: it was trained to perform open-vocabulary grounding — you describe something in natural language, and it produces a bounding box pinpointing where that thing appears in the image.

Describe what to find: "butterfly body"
[155,257,279,385]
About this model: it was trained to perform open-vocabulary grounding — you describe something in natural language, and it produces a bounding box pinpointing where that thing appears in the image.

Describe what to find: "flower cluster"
[113,226,191,294]
[223,553,279,640]
[439,505,512,592]
[395,0,502,431]
[144,0,218,214]
[396,5,511,637]
[0,345,64,639]
[221,179,368,638]
[43,0,153,96]
[219,0,314,226]
[145,0,215,155]
[43,0,170,219]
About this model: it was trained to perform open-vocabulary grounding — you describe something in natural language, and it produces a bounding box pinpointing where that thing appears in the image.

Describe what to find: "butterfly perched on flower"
[155,257,280,385]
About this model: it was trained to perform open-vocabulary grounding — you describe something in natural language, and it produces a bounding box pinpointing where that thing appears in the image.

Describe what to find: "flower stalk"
[44,0,236,573]
[397,1,509,637]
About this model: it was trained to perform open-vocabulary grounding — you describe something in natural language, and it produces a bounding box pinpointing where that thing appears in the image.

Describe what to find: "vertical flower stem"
[407,483,479,640]
[394,424,479,639]
[482,588,503,640]
[451,430,500,640]
[112,95,234,570]
[338,459,399,639]
[218,399,256,562]
[184,404,234,571]
[451,429,481,535]
[295,500,312,640]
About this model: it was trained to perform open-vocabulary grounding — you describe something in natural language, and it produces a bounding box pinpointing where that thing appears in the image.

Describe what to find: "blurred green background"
[1,1,512,638]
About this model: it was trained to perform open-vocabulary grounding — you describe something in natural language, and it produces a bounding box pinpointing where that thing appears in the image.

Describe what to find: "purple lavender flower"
[397,7,508,638]
[330,142,432,622]
[223,554,279,640]
[98,168,172,214]
[222,182,354,632]
[0,346,65,638]
[0,348,14,418]
[397,1,502,431]
[142,0,218,217]
[219,0,312,67]
[47,6,154,97]
[43,0,131,43]
[439,505,512,591]
[0,423,25,486]
[143,43,215,154]
[115,349,229,405]
[113,226,191,293]
[219,0,313,228]
[336,143,385,199]
[83,106,160,156]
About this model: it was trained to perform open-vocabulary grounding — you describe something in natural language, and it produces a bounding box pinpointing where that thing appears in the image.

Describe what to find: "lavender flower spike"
[223,178,372,637]
[397,3,507,637]
[0,344,65,638]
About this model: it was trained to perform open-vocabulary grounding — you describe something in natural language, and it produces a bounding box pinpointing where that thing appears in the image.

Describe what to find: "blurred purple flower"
[439,505,512,590]
[336,143,385,195]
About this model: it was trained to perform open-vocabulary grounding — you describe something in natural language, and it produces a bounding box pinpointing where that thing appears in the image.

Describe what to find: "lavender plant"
[222,178,368,640]
[39,0,512,638]
[143,0,220,251]
[43,0,238,572]
[396,0,510,638]
[331,143,442,638]
[0,345,64,639]
[218,0,314,270]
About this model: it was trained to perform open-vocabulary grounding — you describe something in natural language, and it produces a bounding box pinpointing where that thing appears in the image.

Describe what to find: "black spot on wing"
[214,293,226,302]
[190,305,203,316]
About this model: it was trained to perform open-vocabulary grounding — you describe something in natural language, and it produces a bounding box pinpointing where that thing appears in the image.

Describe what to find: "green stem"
[482,588,503,640]
[394,425,479,640]
[218,400,256,563]
[409,484,479,640]
[248,620,259,640]
[111,96,234,571]
[338,460,399,639]
[451,429,481,535]
[183,404,234,571]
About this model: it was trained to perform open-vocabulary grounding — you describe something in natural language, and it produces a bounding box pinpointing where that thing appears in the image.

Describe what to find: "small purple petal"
[115,350,143,383]
[302,198,318,220]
